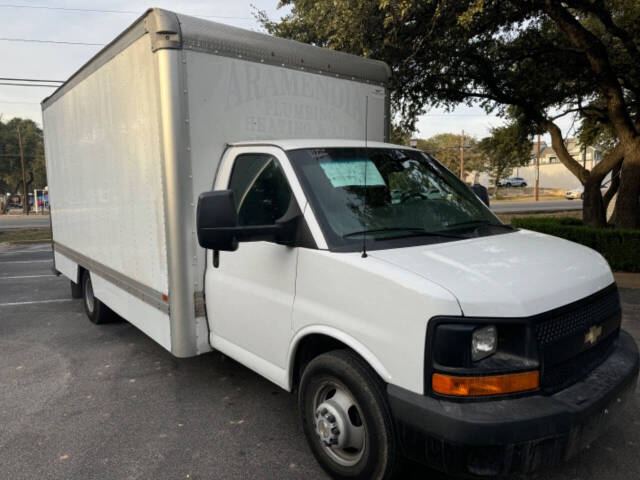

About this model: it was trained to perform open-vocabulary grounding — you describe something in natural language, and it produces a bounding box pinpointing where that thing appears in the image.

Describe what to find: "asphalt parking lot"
[1,243,639,479]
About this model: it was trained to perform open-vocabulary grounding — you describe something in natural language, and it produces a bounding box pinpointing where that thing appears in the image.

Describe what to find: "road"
[0,214,50,230]
[491,199,582,214]
[0,243,638,479]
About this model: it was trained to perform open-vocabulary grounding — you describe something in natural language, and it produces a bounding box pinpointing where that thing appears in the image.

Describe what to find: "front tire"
[299,350,399,480]
[521,182,527,187]
[82,270,117,324]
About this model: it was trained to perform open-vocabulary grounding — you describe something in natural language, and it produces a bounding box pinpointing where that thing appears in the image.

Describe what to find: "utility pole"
[535,134,541,202]
[17,126,29,215]
[459,130,465,180]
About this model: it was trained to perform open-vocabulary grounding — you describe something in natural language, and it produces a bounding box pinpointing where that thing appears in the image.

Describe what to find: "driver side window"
[228,154,293,226]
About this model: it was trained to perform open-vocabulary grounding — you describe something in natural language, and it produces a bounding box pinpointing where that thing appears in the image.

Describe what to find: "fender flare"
[286,325,393,390]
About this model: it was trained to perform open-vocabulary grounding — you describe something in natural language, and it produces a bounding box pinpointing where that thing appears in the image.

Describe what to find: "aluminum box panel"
[43,35,169,295]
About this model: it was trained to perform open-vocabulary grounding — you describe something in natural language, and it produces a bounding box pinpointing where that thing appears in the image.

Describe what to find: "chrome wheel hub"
[315,401,344,447]
[312,381,366,467]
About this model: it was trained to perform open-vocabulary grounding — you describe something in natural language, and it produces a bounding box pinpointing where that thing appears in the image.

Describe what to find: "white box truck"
[43,8,638,479]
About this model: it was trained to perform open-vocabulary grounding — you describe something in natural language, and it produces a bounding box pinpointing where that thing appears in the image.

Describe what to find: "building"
[513,139,603,190]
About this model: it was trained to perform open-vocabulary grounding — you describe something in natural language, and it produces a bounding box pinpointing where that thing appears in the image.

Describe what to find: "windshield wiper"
[343,227,465,240]
[442,220,515,232]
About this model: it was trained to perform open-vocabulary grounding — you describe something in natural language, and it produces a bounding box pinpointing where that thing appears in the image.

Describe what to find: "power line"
[0,37,104,46]
[0,4,253,20]
[0,82,59,87]
[0,77,64,83]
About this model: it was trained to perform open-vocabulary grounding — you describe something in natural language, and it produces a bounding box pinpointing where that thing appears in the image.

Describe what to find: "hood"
[369,229,614,318]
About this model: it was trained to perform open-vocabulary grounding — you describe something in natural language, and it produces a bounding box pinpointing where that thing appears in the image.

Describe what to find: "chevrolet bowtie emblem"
[585,325,603,345]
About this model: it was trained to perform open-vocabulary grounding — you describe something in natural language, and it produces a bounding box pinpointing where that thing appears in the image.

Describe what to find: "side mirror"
[196,190,239,251]
[196,190,300,251]
[471,183,490,207]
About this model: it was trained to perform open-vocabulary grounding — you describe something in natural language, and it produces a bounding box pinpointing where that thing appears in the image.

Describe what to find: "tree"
[0,118,46,213]
[259,0,640,228]
[478,124,532,197]
[416,133,484,176]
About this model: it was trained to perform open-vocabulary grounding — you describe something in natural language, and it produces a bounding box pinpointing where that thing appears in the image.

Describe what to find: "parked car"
[566,181,610,200]
[498,177,527,187]
[43,9,639,479]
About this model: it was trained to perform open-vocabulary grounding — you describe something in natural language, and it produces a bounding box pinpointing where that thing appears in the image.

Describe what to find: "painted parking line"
[0,274,57,280]
[0,298,74,307]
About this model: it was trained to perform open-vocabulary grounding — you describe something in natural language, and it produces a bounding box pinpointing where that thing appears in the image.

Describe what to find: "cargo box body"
[42,8,390,357]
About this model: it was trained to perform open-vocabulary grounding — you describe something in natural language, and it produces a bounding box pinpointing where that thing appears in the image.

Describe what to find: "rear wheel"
[521,182,527,187]
[299,350,399,480]
[82,270,116,324]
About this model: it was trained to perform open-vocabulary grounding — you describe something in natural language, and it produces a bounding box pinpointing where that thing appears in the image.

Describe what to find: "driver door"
[204,149,308,384]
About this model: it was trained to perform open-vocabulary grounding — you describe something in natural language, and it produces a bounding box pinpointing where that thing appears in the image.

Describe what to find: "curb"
[614,272,640,290]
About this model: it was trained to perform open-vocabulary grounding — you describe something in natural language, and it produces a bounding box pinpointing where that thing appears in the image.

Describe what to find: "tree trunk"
[603,161,621,212]
[612,143,640,229]
[583,175,607,227]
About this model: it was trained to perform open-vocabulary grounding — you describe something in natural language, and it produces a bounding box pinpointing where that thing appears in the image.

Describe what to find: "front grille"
[535,285,621,393]
[535,287,620,347]
[540,332,617,391]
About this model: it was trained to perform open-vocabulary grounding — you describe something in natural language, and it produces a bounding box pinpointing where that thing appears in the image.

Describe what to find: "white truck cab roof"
[228,139,412,151]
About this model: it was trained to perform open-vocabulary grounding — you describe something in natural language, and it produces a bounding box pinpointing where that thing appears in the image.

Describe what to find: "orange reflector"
[432,371,539,396]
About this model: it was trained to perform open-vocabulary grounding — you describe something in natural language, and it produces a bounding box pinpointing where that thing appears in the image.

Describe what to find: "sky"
[0,1,574,142]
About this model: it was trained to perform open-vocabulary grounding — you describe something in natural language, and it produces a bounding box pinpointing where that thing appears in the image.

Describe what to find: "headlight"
[471,325,497,361]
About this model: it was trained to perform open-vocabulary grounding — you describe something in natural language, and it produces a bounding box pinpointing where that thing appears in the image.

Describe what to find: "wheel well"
[292,334,357,391]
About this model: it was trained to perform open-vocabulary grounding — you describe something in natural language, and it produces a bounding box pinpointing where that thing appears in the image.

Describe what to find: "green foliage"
[478,123,531,188]
[259,1,637,128]
[511,216,640,272]
[0,117,46,196]
[415,133,483,174]
[260,1,640,226]
[390,122,412,145]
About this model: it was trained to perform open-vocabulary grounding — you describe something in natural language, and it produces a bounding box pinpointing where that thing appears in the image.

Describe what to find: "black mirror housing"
[471,183,490,207]
[197,189,300,251]
[196,190,239,251]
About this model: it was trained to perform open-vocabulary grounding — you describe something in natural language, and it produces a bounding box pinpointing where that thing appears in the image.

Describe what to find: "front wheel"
[299,350,399,480]
[521,182,527,187]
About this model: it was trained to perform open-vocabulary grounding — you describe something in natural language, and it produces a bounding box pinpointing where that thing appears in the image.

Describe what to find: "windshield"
[287,147,506,251]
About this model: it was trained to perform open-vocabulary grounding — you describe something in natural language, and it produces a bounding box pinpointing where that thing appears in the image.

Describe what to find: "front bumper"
[388,330,639,477]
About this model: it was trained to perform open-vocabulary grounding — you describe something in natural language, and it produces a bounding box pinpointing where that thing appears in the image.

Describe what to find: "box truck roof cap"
[228,139,409,151]
[42,7,391,110]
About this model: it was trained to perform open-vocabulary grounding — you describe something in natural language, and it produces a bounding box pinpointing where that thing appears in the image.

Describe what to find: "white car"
[566,182,610,200]
[498,177,527,187]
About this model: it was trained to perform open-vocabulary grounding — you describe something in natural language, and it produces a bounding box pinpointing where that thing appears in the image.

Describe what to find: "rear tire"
[299,350,399,480]
[70,280,83,299]
[82,270,117,324]
[521,182,527,187]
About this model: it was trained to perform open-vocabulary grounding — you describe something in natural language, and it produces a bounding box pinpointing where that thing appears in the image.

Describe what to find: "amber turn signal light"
[432,371,540,396]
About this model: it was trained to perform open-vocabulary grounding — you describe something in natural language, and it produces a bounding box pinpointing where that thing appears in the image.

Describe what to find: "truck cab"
[197,139,639,478]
